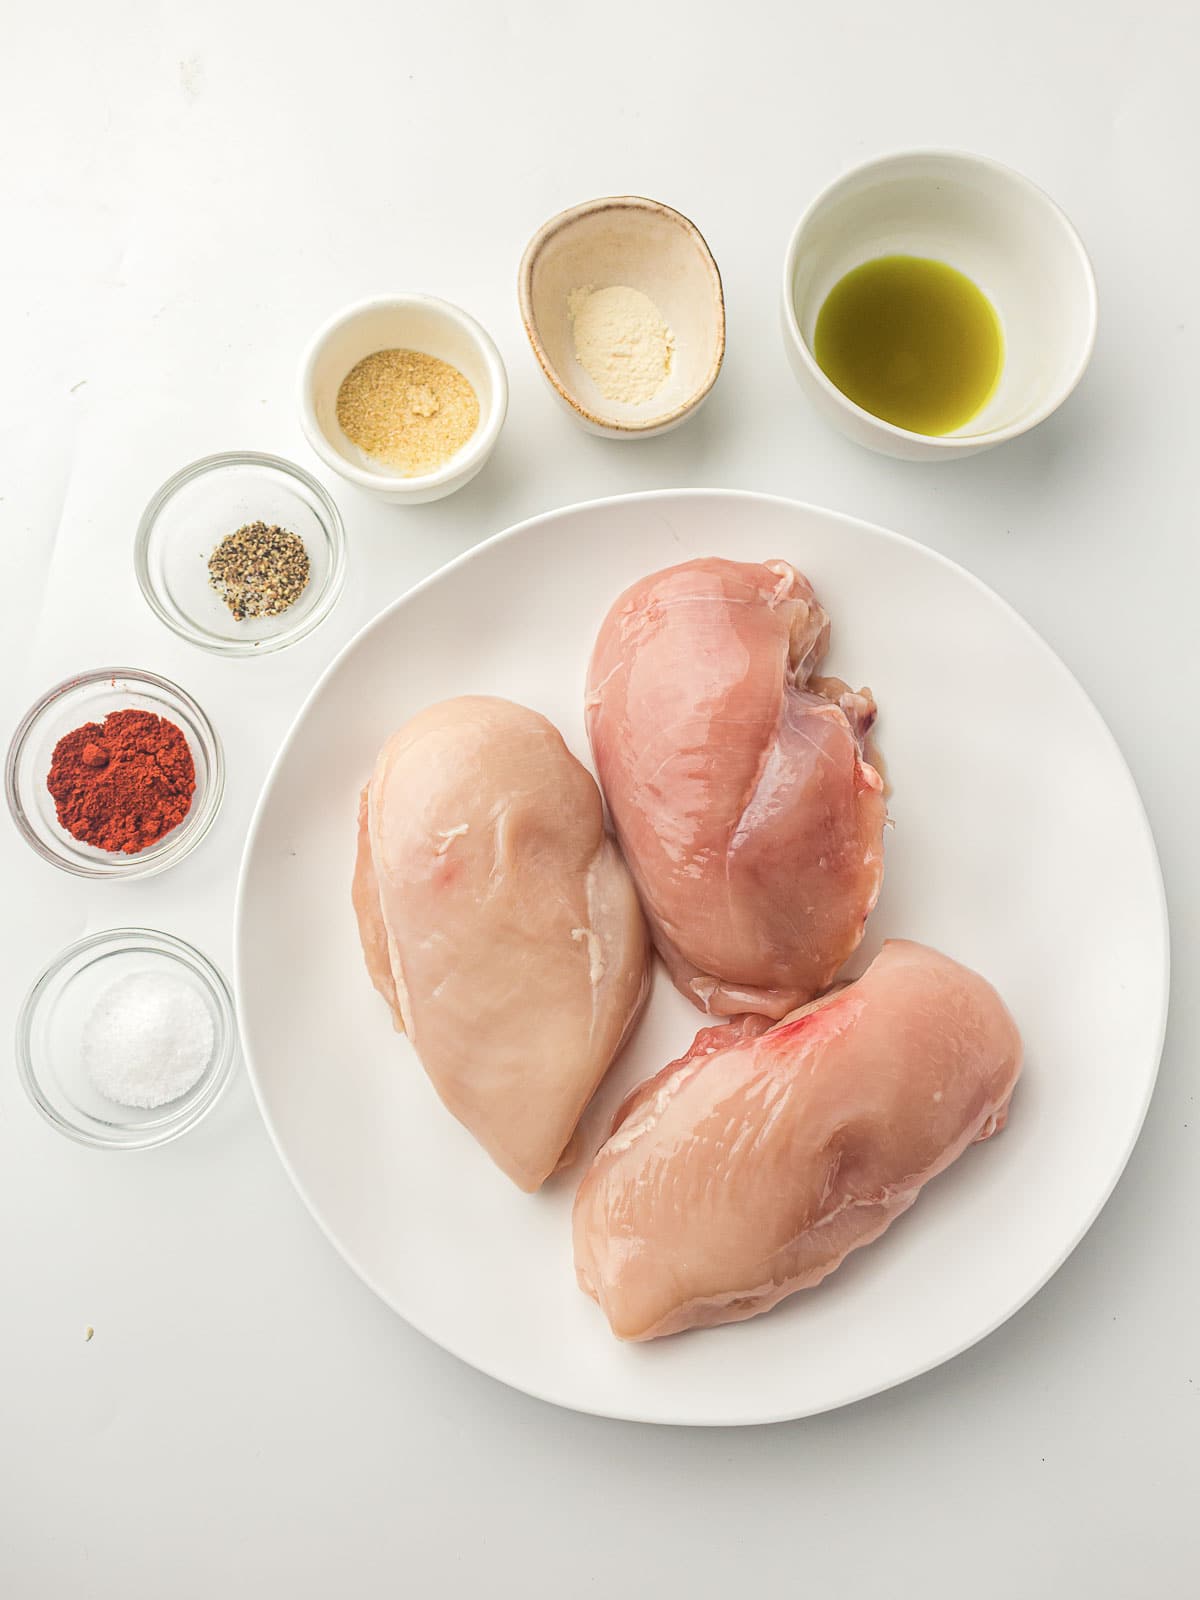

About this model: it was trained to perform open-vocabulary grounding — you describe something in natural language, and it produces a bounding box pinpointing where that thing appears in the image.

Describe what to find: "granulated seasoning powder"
[46,708,195,854]
[83,968,214,1108]
[335,348,479,476]
[567,284,675,404]
[208,521,310,621]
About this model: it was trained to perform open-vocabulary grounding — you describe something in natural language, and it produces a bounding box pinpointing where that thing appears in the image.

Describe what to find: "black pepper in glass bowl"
[134,452,346,656]
[208,520,311,621]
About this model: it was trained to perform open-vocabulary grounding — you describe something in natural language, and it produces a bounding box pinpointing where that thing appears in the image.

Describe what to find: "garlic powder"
[567,285,674,405]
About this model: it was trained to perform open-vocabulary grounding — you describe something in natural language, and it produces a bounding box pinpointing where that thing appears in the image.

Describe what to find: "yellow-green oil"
[813,256,1003,436]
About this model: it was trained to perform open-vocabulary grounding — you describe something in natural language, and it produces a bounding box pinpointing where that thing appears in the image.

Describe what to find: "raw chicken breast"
[353,695,650,1192]
[586,558,887,1020]
[352,785,403,1029]
[573,940,1022,1340]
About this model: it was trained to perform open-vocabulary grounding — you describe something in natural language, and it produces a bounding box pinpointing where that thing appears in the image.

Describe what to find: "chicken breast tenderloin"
[352,695,650,1192]
[573,940,1022,1340]
[586,558,887,1020]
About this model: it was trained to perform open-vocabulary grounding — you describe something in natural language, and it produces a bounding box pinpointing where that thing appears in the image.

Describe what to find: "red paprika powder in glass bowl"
[5,668,223,878]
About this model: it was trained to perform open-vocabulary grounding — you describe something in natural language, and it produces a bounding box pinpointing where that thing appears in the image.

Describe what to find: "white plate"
[235,490,1168,1426]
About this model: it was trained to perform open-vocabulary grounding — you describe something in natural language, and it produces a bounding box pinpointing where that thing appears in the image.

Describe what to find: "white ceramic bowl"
[298,295,508,504]
[781,151,1098,460]
[519,196,725,439]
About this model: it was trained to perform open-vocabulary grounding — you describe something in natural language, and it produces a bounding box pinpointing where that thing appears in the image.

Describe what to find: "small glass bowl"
[135,451,346,655]
[6,667,224,878]
[16,927,238,1149]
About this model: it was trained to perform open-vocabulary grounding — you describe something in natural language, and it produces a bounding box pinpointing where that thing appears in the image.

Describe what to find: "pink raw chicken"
[586,558,887,1020]
[352,695,649,1192]
[573,940,1023,1341]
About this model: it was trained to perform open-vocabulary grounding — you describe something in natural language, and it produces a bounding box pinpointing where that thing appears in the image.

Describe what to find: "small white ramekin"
[298,294,508,504]
[781,150,1098,461]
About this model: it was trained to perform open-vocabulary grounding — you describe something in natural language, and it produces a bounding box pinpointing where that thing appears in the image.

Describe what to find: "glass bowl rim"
[134,449,347,657]
[4,665,225,879]
[15,924,239,1149]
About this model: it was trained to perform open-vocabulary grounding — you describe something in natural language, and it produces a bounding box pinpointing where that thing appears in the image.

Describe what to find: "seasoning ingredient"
[208,521,310,621]
[336,348,479,475]
[46,709,195,855]
[567,285,674,405]
[813,255,1003,436]
[82,969,214,1109]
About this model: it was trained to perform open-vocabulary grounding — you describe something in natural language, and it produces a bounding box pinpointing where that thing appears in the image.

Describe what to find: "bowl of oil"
[781,150,1097,460]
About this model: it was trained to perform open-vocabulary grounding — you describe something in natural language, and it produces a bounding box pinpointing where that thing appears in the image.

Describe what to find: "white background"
[2,1,1196,1592]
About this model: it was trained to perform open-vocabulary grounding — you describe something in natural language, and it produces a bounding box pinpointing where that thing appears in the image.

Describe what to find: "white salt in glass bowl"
[519,195,725,438]
[298,294,508,504]
[16,927,237,1149]
[781,150,1098,460]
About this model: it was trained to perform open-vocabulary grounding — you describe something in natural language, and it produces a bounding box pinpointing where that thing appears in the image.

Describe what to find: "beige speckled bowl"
[518,196,725,439]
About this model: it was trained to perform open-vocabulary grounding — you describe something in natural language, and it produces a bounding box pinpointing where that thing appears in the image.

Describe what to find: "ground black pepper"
[208,521,310,621]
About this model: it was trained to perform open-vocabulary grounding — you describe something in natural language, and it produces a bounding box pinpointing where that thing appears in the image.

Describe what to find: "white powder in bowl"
[82,969,215,1109]
[566,285,674,405]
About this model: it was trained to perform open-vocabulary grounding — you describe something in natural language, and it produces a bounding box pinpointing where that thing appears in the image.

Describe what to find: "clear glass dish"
[135,450,346,655]
[6,667,223,878]
[16,927,238,1149]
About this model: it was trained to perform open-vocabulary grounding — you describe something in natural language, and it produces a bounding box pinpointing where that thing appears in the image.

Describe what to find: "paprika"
[46,709,196,855]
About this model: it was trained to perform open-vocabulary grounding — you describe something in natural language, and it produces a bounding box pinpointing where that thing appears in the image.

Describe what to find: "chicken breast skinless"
[586,558,887,1020]
[574,940,1023,1340]
[353,695,650,1192]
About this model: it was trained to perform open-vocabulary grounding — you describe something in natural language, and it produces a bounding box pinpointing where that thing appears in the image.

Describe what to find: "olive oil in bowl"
[813,256,1003,436]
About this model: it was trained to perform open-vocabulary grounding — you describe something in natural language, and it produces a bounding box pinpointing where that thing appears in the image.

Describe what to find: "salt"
[82,969,214,1109]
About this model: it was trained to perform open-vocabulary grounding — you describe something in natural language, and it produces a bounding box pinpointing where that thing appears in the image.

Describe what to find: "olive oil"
[813,256,1003,436]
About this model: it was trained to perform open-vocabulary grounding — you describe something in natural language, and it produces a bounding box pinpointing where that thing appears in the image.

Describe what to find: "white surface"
[1,0,1196,1589]
[237,490,1167,1424]
[782,151,1098,457]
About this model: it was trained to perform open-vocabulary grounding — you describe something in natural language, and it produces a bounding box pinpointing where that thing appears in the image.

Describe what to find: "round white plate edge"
[232,487,1171,1426]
